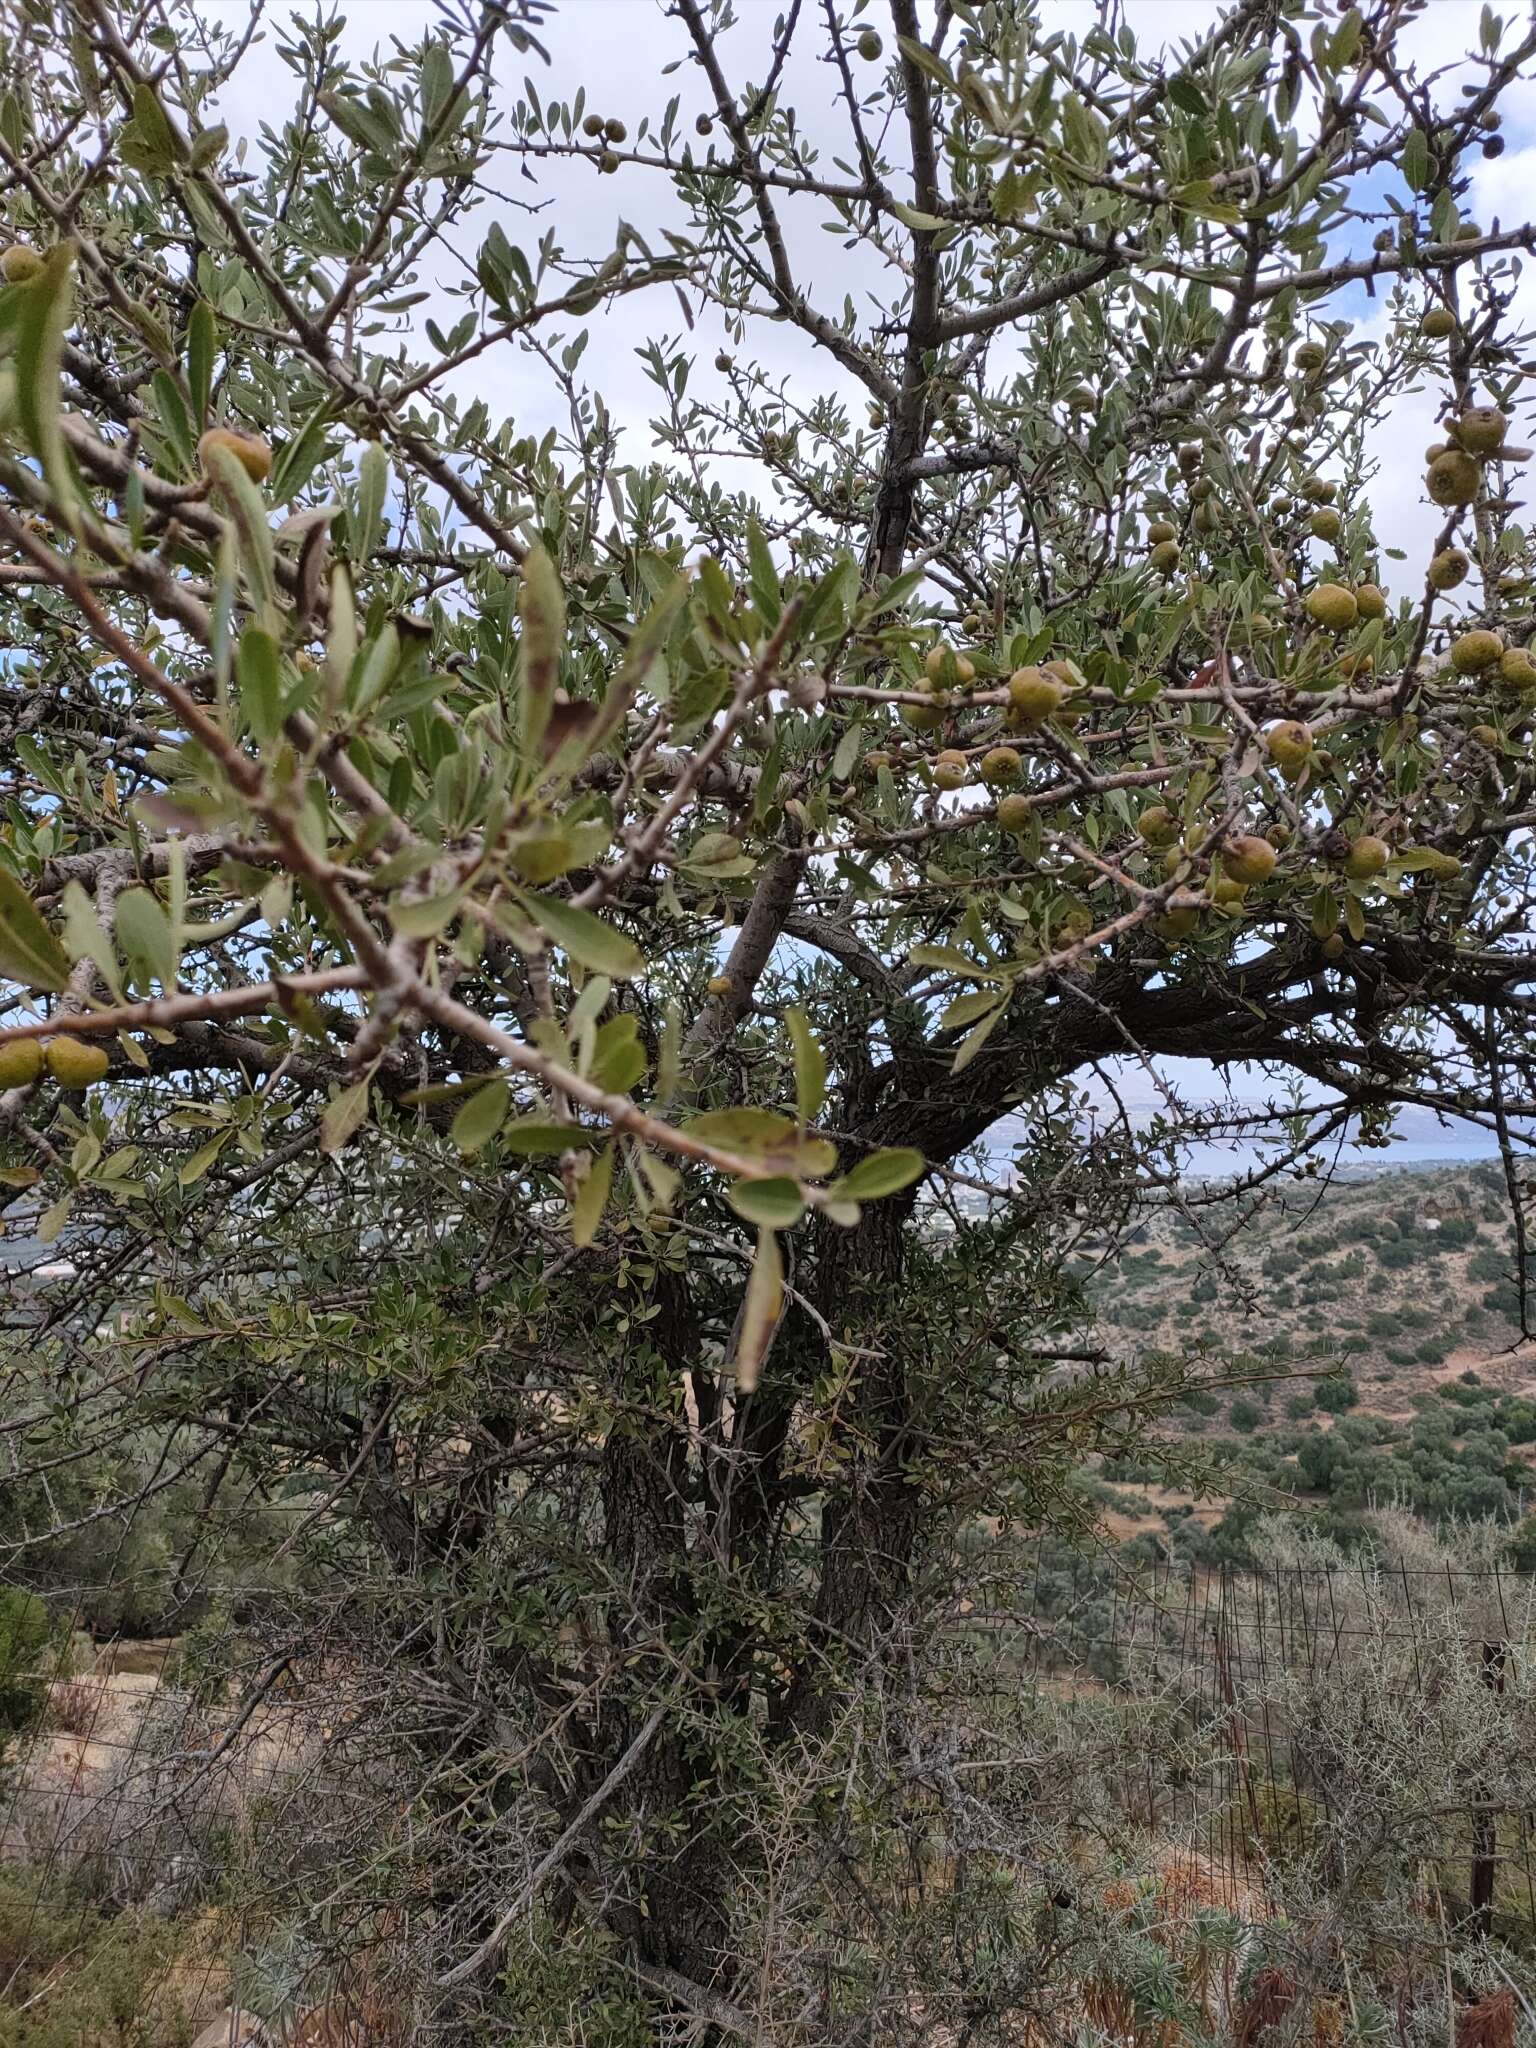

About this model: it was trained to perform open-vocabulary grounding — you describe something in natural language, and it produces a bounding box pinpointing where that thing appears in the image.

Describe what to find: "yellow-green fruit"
[1008,666,1066,721]
[1148,539,1181,574]
[1322,932,1346,960]
[996,792,1032,835]
[1425,442,1449,464]
[0,244,44,283]
[1223,834,1278,885]
[1265,720,1313,774]
[1210,877,1247,906]
[1156,905,1200,940]
[1354,583,1386,619]
[1305,583,1358,632]
[863,750,892,775]
[0,1038,44,1088]
[1266,824,1292,849]
[1194,499,1220,534]
[1300,475,1336,504]
[1450,629,1503,673]
[45,1036,109,1087]
[1146,519,1178,545]
[198,426,272,485]
[1470,723,1500,746]
[1309,509,1342,542]
[706,975,731,996]
[1177,443,1202,473]
[932,750,968,791]
[1426,449,1481,506]
[1428,548,1470,591]
[1138,805,1180,847]
[1344,835,1390,879]
[1497,646,1536,689]
[901,687,945,731]
[980,746,1022,788]
[1421,307,1457,339]
[1294,342,1325,372]
[1066,384,1095,410]
[925,644,953,682]
[582,114,605,137]
[856,26,882,58]
[1456,406,1508,456]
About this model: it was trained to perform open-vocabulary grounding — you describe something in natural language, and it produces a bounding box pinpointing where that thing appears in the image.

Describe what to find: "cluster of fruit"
[580,111,628,174]
[1423,405,1511,508]
[0,1036,110,1090]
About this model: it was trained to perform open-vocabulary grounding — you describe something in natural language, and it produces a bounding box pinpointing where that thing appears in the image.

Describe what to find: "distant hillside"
[1075,1161,1536,1561]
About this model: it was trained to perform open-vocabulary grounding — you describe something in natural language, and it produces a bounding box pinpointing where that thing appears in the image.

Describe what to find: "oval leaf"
[0,871,70,991]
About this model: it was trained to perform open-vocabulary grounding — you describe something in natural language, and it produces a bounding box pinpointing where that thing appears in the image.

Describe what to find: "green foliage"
[0,1585,57,1733]
[0,1870,193,2048]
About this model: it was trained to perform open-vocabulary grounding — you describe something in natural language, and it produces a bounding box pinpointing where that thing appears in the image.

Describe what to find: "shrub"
[1313,1375,1358,1415]
[1229,1396,1263,1433]
[0,1586,58,1734]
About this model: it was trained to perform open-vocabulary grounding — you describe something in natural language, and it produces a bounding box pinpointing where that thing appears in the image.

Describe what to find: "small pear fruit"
[1305,584,1358,632]
[1450,629,1503,673]
[1428,548,1470,592]
[1223,835,1277,886]
[1426,449,1481,507]
[1138,806,1180,847]
[45,1036,110,1087]
[1007,667,1067,722]
[198,426,272,485]
[1456,407,1508,456]
[0,244,44,283]
[1344,835,1390,879]
[0,1038,44,1088]
[1265,721,1313,775]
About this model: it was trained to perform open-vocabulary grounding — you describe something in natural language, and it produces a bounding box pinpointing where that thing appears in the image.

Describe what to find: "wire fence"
[958,1557,1536,1944]
[3,1561,1534,2037]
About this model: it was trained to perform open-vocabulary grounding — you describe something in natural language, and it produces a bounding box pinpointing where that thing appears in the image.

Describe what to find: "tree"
[0,0,1534,2034]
